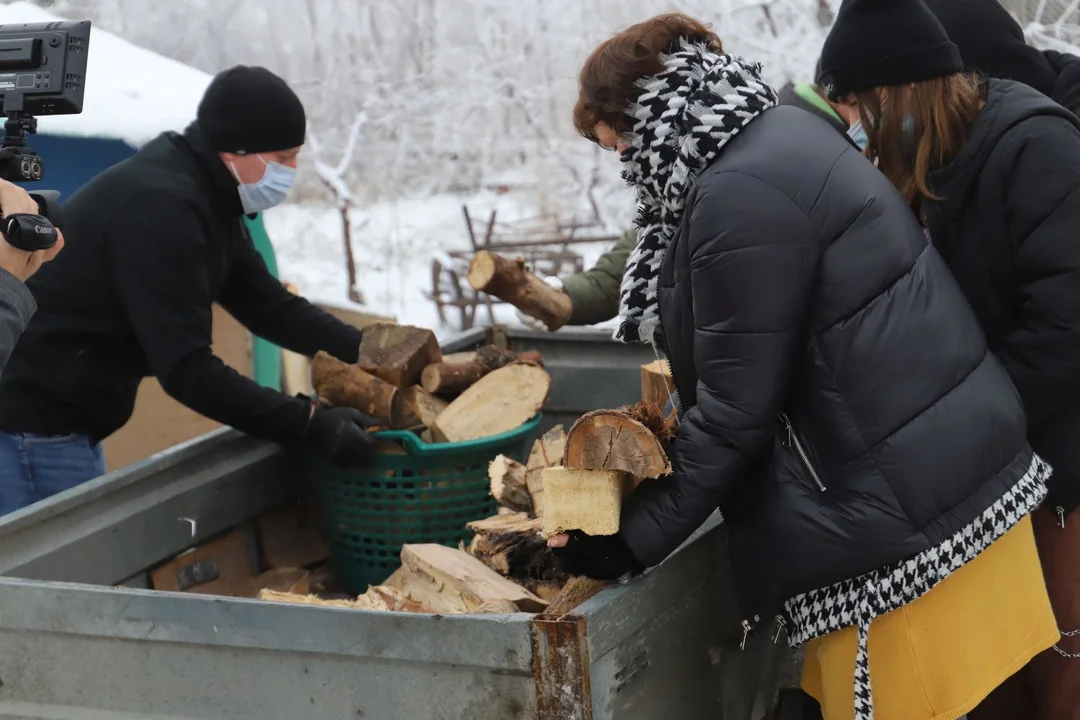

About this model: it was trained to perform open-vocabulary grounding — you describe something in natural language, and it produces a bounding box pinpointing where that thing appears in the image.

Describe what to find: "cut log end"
[563,408,671,480]
[466,250,499,290]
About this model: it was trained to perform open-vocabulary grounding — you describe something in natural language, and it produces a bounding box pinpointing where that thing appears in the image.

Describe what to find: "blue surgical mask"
[230,154,296,214]
[847,119,868,150]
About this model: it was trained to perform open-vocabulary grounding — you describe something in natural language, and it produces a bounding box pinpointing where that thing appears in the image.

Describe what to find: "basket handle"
[372,414,543,456]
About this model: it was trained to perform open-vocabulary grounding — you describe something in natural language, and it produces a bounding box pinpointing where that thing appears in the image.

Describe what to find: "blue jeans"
[0,432,106,517]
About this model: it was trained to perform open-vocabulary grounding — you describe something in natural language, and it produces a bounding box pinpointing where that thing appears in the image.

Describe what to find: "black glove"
[551,530,643,580]
[304,406,379,468]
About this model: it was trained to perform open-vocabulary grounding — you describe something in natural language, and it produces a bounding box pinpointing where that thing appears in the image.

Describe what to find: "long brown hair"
[853,72,984,217]
[572,13,722,142]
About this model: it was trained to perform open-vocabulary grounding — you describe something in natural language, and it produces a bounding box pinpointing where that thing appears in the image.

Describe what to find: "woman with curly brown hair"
[819,0,1080,715]
[548,11,1058,720]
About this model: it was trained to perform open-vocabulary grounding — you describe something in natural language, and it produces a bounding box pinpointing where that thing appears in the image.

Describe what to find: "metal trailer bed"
[0,328,783,720]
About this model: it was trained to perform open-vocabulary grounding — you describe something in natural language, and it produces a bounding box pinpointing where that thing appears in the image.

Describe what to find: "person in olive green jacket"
[516,227,636,328]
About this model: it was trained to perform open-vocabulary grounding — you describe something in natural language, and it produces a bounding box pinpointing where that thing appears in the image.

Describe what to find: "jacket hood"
[927,79,1080,225]
[1044,49,1080,117]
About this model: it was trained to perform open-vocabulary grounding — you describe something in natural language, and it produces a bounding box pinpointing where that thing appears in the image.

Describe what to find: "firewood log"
[311,351,408,428]
[355,323,442,388]
[562,408,671,480]
[467,250,572,331]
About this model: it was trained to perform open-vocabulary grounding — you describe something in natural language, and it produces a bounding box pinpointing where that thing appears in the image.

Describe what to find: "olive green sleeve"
[560,228,636,325]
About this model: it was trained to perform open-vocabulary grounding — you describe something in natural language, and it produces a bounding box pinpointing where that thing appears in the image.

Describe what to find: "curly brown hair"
[572,13,723,143]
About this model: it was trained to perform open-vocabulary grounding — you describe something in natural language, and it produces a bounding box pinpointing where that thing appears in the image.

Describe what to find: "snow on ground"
[0,1,211,146]
[262,190,624,340]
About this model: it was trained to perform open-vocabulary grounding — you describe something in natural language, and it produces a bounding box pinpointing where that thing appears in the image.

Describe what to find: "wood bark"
[537,577,613,619]
[356,323,442,388]
[311,350,408,428]
[488,454,533,515]
[401,385,449,429]
[467,250,572,331]
[465,513,557,583]
[430,364,550,443]
[562,407,671,480]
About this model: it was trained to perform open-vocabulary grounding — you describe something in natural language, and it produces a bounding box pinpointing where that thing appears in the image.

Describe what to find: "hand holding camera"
[0,180,63,282]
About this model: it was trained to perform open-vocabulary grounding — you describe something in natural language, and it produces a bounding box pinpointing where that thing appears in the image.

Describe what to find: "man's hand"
[516,276,568,331]
[0,180,63,282]
[303,406,380,467]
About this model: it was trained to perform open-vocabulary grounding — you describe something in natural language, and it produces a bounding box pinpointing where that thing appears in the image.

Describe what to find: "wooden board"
[151,529,257,597]
[430,364,550,443]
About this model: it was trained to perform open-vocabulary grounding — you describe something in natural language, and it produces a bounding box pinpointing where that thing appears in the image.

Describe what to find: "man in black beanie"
[0,65,380,515]
[925,0,1080,119]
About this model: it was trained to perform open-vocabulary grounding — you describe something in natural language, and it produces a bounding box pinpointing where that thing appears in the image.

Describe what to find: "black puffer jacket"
[619,105,1037,632]
[924,79,1080,519]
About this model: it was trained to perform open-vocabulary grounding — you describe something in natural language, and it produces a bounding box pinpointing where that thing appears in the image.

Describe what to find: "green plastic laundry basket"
[308,413,542,594]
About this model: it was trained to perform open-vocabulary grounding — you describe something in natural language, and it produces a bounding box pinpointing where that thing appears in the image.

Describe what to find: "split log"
[311,351,408,428]
[394,544,547,614]
[466,513,547,576]
[474,598,523,614]
[441,351,477,364]
[356,323,442,388]
[563,408,671,481]
[467,250,573,332]
[401,385,449,429]
[420,345,545,396]
[541,467,631,536]
[430,364,550,443]
[641,360,675,408]
[258,586,431,613]
[488,454,533,514]
[524,424,567,517]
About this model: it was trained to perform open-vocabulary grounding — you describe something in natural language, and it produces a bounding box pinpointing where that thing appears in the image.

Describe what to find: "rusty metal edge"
[531,612,593,720]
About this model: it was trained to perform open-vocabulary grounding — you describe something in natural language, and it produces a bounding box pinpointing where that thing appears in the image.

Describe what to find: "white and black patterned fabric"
[613,40,777,347]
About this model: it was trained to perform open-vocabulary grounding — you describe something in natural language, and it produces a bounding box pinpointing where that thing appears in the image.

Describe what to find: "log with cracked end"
[562,408,671,480]
[541,466,632,536]
[488,454,533,514]
[467,250,573,331]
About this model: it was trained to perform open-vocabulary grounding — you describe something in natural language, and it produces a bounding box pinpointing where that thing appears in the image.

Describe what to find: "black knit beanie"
[818,0,964,100]
[197,65,306,154]
[924,0,1056,97]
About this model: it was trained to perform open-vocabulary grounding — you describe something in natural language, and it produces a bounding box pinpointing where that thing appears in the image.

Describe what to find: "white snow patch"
[263,191,623,340]
[0,1,211,147]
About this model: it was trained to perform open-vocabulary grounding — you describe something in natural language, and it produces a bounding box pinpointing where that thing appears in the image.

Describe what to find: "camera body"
[0,19,91,245]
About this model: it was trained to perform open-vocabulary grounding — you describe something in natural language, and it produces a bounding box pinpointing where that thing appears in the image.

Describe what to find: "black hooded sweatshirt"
[923,79,1080,519]
[0,125,365,446]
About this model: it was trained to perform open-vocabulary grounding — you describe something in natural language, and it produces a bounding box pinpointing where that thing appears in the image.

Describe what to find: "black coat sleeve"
[620,172,820,568]
[217,225,364,363]
[998,117,1080,429]
[111,193,311,445]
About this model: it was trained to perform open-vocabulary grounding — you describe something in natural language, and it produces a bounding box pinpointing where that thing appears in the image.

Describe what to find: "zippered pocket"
[778,412,826,492]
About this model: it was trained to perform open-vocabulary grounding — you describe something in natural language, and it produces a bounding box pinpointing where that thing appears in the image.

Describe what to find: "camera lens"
[19,159,30,178]
[29,160,42,180]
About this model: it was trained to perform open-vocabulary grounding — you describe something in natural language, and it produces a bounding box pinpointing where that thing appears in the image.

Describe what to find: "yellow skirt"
[801,515,1059,720]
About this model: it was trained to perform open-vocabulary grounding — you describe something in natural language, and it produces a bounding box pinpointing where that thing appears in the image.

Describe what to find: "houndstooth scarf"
[784,453,1051,720]
[613,40,778,347]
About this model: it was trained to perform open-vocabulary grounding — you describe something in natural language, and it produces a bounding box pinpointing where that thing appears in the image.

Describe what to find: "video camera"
[0,18,90,250]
